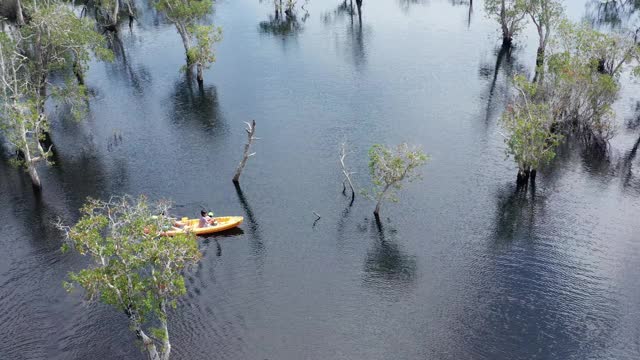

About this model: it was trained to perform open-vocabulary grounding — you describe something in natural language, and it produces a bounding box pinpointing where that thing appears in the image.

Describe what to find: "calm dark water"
[1,0,640,359]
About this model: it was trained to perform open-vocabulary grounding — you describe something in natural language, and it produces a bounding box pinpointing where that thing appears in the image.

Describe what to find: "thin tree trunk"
[159,301,171,360]
[373,184,390,219]
[175,23,192,64]
[500,0,511,46]
[533,46,544,83]
[196,62,203,83]
[16,0,25,26]
[112,0,120,25]
[516,168,530,188]
[233,120,257,183]
[339,142,355,203]
[20,123,42,189]
[529,169,537,184]
[136,326,161,360]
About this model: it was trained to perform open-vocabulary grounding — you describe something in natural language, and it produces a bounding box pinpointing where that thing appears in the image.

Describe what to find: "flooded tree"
[21,1,112,110]
[0,33,51,189]
[366,143,428,220]
[188,24,222,83]
[93,0,137,31]
[523,0,563,75]
[484,0,527,47]
[540,20,640,145]
[500,75,562,185]
[155,0,222,83]
[259,0,308,36]
[57,195,202,360]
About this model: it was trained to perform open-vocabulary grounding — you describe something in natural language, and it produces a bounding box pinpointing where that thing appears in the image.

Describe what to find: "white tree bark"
[233,120,257,183]
[15,0,25,26]
[340,142,355,203]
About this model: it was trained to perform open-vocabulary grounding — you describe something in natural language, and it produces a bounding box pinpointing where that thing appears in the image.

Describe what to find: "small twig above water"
[312,211,321,227]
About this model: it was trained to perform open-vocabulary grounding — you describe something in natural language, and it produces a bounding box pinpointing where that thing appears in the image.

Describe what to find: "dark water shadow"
[334,202,354,249]
[585,0,640,29]
[448,0,473,27]
[491,183,545,244]
[233,183,265,258]
[362,218,417,294]
[168,75,227,136]
[397,0,429,13]
[200,227,246,257]
[479,45,525,126]
[322,1,369,69]
[103,31,151,97]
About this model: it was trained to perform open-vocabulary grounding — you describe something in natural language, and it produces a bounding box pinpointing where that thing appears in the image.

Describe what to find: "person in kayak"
[207,211,218,226]
[199,210,210,228]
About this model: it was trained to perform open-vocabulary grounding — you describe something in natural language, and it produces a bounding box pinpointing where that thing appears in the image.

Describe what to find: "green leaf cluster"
[541,20,625,141]
[367,143,429,203]
[186,25,222,68]
[501,75,563,173]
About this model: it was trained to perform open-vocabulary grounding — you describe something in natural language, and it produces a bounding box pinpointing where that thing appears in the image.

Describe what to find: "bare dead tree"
[232,120,258,184]
[340,142,356,204]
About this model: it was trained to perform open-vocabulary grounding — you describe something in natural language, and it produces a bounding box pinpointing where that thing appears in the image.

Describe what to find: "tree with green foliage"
[552,20,640,77]
[367,143,429,219]
[93,0,136,30]
[523,0,564,74]
[485,0,528,47]
[57,195,202,360]
[537,20,640,144]
[0,33,51,188]
[187,24,222,83]
[155,0,222,82]
[500,75,563,185]
[21,1,112,112]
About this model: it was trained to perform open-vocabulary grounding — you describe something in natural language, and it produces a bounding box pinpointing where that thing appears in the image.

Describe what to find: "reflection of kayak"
[162,216,244,236]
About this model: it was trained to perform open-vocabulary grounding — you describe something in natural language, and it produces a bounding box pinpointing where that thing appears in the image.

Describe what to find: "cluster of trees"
[486,0,640,185]
[0,1,112,189]
[0,0,222,190]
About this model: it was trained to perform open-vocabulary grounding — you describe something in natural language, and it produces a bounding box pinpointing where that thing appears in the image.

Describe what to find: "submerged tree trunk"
[355,0,363,21]
[373,184,390,219]
[196,62,203,84]
[529,169,537,184]
[516,167,530,188]
[233,120,257,183]
[27,163,41,189]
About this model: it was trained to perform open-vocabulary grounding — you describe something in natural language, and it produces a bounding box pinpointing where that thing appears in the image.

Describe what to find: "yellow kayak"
[162,216,244,236]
